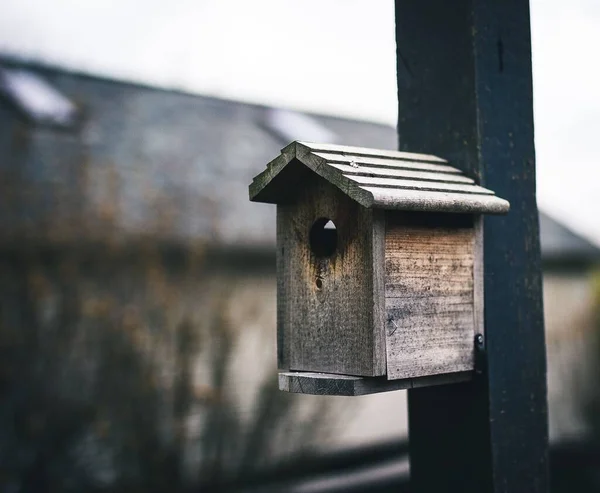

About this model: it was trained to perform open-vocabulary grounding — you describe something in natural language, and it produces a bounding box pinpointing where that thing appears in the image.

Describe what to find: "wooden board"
[384,212,476,380]
[279,371,471,396]
[277,174,386,377]
[297,141,448,163]
[311,151,461,174]
[250,142,510,214]
[327,162,475,184]
[395,0,548,490]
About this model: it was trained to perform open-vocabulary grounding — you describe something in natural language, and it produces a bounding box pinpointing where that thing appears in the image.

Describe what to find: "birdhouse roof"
[249,141,509,214]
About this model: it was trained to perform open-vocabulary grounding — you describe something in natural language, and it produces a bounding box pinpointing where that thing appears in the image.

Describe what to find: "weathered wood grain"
[276,206,291,369]
[348,175,494,195]
[311,152,461,174]
[372,209,387,376]
[384,212,476,380]
[298,141,448,163]
[250,142,510,214]
[279,370,472,396]
[473,217,484,344]
[277,173,385,377]
[396,0,548,491]
[328,163,475,184]
[361,187,509,214]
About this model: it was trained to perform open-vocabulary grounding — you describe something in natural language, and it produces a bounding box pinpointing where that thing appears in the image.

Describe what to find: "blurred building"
[541,214,600,440]
[0,57,599,490]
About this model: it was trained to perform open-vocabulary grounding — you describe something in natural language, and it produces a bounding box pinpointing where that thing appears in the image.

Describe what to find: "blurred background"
[0,0,598,492]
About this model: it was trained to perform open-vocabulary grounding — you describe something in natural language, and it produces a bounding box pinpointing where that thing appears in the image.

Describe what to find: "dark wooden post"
[395,0,549,492]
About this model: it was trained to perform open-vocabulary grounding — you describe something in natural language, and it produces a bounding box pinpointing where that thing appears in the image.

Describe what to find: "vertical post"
[395,0,548,492]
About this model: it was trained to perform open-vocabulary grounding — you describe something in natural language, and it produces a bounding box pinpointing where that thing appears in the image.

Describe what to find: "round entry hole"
[309,218,337,258]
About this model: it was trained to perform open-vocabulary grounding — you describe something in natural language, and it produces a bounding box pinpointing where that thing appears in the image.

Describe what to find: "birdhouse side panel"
[276,176,385,377]
[384,212,476,380]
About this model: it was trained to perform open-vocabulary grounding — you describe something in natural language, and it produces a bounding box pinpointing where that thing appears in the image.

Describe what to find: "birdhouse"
[249,141,509,395]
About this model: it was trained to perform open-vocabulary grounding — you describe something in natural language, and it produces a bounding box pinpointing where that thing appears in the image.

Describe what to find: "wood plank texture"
[327,162,474,184]
[279,371,472,396]
[384,212,476,380]
[277,174,385,377]
[396,0,548,491]
[250,142,510,214]
[347,175,493,195]
[311,152,461,174]
[362,187,509,214]
[298,141,448,163]
[276,206,291,369]
[372,209,387,376]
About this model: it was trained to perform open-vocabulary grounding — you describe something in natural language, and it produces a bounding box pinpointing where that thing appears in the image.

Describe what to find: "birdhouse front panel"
[276,174,386,377]
[384,212,478,380]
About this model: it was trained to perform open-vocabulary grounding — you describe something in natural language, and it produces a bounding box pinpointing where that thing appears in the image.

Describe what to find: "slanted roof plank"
[346,174,494,195]
[249,141,510,214]
[298,141,447,164]
[248,151,292,202]
[311,151,462,174]
[362,187,509,214]
[328,163,474,184]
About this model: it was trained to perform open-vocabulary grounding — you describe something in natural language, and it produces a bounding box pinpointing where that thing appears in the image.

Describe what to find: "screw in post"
[474,333,485,374]
[475,333,484,347]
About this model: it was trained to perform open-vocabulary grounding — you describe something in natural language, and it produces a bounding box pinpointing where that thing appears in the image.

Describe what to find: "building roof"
[0,65,78,127]
[539,212,600,265]
[250,141,509,214]
[0,57,596,263]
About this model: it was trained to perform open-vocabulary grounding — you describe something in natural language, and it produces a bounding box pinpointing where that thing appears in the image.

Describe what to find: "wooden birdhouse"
[249,141,509,395]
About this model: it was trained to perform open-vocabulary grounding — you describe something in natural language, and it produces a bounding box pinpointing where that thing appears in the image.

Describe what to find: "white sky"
[0,0,599,243]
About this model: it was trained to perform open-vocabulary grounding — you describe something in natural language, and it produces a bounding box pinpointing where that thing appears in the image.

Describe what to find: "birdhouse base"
[278,371,472,396]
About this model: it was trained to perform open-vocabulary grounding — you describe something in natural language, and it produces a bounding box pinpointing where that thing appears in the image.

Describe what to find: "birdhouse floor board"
[278,371,472,396]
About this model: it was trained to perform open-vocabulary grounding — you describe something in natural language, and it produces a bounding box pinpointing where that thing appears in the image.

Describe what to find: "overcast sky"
[0,0,598,243]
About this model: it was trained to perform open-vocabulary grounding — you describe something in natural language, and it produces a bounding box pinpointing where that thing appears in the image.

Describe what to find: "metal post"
[395,0,549,491]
